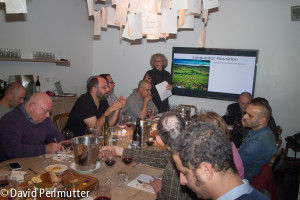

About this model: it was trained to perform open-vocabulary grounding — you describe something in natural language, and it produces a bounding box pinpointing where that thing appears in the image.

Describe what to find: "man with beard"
[64,76,126,137]
[172,123,268,200]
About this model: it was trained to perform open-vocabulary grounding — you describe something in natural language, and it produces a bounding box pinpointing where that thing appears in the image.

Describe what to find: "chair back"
[53,112,70,133]
[276,125,282,148]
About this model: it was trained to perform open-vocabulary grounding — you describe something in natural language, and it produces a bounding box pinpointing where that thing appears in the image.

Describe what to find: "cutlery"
[28,168,38,174]
[137,179,151,186]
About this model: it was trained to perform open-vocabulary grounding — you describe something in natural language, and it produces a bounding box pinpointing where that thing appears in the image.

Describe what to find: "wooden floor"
[274,158,299,200]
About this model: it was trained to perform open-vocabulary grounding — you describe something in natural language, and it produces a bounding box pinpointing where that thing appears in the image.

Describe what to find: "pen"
[54,138,57,143]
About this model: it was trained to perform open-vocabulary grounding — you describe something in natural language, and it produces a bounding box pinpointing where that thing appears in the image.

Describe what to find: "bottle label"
[36,86,40,93]
[108,135,117,146]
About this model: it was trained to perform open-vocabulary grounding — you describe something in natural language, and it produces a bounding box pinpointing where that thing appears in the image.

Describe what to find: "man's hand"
[109,100,124,112]
[47,142,62,154]
[145,74,152,83]
[100,146,124,157]
[150,179,162,194]
[144,94,152,102]
[118,96,127,108]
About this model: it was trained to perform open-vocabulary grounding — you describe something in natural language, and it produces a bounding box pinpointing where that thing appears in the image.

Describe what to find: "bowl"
[45,164,68,175]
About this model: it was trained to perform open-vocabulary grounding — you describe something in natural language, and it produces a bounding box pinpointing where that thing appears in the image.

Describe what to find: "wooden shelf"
[0,57,70,67]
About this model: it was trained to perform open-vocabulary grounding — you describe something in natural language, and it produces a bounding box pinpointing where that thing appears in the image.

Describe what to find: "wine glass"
[125,115,134,138]
[62,130,73,161]
[145,132,156,149]
[103,149,116,181]
[85,127,95,136]
[121,149,134,174]
[93,179,112,200]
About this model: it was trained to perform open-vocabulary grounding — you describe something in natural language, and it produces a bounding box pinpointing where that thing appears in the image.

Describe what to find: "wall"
[0,0,93,93]
[92,0,300,149]
[0,0,300,149]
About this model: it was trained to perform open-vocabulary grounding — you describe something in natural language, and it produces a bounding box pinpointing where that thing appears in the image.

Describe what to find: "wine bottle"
[35,75,40,93]
[103,116,109,146]
[131,118,141,149]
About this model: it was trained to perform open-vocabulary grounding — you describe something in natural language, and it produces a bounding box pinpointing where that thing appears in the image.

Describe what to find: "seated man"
[101,112,197,200]
[0,82,26,119]
[64,76,126,137]
[239,101,277,181]
[223,92,252,148]
[99,74,127,115]
[126,80,158,120]
[251,97,279,141]
[172,123,268,200]
[0,93,62,162]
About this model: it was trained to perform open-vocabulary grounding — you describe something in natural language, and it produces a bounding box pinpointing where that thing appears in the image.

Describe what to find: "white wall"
[0,0,93,93]
[92,0,300,148]
[1,0,300,149]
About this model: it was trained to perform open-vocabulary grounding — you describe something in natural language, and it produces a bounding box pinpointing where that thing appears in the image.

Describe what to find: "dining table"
[0,151,164,200]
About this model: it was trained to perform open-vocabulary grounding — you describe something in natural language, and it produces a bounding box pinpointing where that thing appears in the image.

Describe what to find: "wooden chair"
[53,112,70,133]
[276,125,282,148]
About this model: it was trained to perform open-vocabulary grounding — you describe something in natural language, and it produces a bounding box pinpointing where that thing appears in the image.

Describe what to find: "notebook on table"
[54,81,76,97]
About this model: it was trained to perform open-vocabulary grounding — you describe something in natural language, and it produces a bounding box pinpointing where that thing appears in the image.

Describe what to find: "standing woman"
[144,53,172,113]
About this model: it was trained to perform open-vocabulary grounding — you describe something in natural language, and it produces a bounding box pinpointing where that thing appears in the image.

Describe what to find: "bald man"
[126,80,158,120]
[238,101,277,181]
[0,93,63,161]
[0,82,26,119]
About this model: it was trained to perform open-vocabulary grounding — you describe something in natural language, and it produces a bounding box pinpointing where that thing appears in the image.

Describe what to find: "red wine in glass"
[94,196,111,200]
[126,122,133,128]
[0,180,9,187]
[146,140,154,146]
[122,157,133,165]
[62,141,72,149]
[105,159,116,167]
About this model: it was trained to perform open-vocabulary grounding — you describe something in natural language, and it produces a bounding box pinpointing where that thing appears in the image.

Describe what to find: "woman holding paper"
[144,53,172,113]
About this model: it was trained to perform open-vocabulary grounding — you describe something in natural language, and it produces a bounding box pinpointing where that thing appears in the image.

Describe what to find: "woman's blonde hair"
[150,53,168,69]
[198,111,232,142]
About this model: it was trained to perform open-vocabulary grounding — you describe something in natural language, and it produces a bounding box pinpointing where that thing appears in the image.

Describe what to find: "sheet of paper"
[145,0,158,13]
[188,0,202,14]
[93,10,101,35]
[172,0,188,10]
[112,0,123,4]
[87,0,94,16]
[178,10,185,28]
[155,81,172,101]
[180,14,194,29]
[122,17,130,39]
[101,7,108,28]
[107,6,118,26]
[127,174,160,194]
[5,0,27,14]
[115,0,129,26]
[203,0,218,10]
[128,13,143,39]
[142,12,158,34]
[161,8,178,34]
[129,0,145,14]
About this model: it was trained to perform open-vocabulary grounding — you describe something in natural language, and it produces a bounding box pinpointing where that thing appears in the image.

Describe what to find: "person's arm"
[239,139,262,167]
[108,96,126,126]
[140,94,152,120]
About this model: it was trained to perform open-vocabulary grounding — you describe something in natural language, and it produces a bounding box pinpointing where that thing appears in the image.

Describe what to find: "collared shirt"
[20,104,35,124]
[239,126,277,181]
[218,179,252,200]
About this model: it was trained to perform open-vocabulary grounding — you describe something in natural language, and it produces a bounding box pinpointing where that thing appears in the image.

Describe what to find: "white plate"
[45,164,68,174]
[70,162,100,174]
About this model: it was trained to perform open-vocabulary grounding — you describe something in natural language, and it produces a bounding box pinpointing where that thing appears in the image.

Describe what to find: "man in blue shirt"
[239,101,277,181]
[172,123,268,200]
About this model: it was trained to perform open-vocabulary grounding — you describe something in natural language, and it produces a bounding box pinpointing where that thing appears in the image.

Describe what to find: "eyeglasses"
[97,85,109,90]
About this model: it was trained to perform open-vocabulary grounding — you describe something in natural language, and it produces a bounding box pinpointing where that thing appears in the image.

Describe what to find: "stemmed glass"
[85,127,95,136]
[62,130,73,161]
[147,109,157,122]
[125,115,134,138]
[103,149,116,181]
[145,133,156,149]
[121,149,134,175]
[93,179,112,200]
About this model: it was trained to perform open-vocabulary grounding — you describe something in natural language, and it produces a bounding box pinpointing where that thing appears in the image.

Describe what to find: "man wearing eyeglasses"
[99,74,127,116]
[64,76,126,137]
[0,92,63,162]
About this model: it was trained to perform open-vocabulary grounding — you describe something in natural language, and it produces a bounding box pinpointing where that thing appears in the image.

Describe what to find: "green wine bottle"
[104,116,109,146]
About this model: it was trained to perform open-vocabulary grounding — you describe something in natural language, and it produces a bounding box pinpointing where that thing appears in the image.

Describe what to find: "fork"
[28,168,38,174]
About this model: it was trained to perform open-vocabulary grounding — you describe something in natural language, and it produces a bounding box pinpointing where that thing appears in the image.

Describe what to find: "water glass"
[117,171,128,187]
[93,179,112,200]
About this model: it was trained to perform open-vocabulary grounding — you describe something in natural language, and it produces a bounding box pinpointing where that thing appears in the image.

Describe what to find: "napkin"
[10,171,27,183]
[127,174,160,194]
[53,152,74,162]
